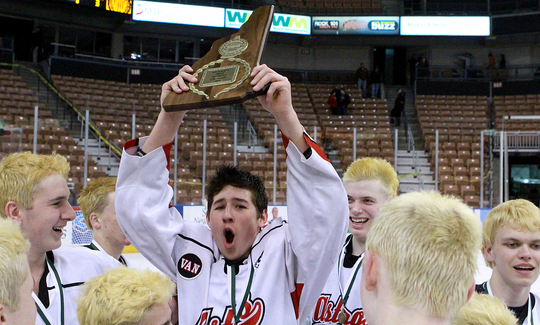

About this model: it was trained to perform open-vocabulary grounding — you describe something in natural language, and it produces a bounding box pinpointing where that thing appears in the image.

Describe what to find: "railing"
[7,63,123,160]
[416,64,540,82]
[246,120,259,146]
[493,131,540,152]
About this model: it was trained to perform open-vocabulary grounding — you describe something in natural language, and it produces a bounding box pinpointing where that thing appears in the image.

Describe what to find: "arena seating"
[493,94,540,131]
[48,75,397,204]
[0,69,106,195]
[416,94,489,207]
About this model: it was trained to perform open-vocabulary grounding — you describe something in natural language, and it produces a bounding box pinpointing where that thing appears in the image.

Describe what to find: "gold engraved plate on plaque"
[199,65,240,88]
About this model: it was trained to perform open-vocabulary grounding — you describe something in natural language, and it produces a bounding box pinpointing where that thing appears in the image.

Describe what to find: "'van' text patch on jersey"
[178,253,203,279]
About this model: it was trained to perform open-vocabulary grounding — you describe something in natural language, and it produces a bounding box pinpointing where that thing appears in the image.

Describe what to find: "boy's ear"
[484,245,495,264]
[89,213,101,229]
[363,250,379,292]
[466,280,475,303]
[4,201,22,224]
[258,210,268,228]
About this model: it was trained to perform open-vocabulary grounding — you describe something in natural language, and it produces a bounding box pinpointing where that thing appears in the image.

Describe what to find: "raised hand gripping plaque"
[163,5,274,111]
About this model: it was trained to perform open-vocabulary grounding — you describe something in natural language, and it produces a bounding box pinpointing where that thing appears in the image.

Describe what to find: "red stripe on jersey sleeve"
[282,132,330,163]
[290,283,304,319]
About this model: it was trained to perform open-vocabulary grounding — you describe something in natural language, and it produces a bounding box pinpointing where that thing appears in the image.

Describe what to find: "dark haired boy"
[115,64,349,324]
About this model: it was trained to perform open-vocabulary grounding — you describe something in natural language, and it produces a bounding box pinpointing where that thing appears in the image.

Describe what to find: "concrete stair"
[395,149,436,193]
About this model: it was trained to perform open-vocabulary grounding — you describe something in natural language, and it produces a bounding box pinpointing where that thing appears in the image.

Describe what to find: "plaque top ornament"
[219,36,248,58]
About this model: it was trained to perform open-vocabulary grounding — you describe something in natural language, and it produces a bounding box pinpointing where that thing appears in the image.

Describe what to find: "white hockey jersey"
[34,246,121,325]
[116,133,349,325]
[477,281,540,325]
[308,234,367,325]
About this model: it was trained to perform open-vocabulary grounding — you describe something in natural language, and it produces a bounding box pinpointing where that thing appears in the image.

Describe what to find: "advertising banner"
[400,16,490,36]
[312,16,399,35]
[132,0,225,28]
[226,9,311,35]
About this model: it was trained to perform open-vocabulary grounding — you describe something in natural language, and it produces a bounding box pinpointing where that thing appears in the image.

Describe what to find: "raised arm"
[250,64,309,153]
[141,65,198,153]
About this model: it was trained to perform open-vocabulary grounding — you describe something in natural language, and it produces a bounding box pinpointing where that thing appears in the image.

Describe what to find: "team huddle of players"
[1,64,539,325]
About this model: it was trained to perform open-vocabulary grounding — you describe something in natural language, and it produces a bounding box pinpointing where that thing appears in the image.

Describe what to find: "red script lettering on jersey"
[195,296,265,325]
[312,295,366,325]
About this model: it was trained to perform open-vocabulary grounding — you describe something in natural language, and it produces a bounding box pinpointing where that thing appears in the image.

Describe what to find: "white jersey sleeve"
[115,138,212,279]
[283,133,349,323]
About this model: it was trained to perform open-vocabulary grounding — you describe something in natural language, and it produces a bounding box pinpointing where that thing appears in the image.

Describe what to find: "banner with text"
[400,16,490,36]
[132,0,225,28]
[312,16,399,35]
[226,8,311,35]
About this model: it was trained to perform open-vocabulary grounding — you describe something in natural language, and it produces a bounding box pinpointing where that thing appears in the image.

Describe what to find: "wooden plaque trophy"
[163,5,275,111]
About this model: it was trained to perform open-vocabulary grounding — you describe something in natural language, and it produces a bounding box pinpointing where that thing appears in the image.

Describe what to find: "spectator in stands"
[390,88,406,127]
[417,56,430,79]
[0,152,120,325]
[0,218,36,325]
[370,66,382,99]
[30,26,44,63]
[499,54,507,69]
[78,177,131,266]
[488,53,496,69]
[454,293,517,325]
[77,267,175,325]
[361,191,481,325]
[328,90,339,115]
[330,88,351,115]
[476,199,540,324]
[355,62,369,98]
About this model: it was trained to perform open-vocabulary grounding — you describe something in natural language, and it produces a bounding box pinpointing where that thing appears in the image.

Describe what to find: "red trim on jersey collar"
[282,132,330,163]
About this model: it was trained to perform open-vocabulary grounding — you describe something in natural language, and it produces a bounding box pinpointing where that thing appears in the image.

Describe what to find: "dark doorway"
[373,47,408,86]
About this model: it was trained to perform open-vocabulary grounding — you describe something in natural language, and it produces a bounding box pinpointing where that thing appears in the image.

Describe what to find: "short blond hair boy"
[78,177,117,229]
[0,218,35,325]
[342,157,399,197]
[0,152,69,218]
[482,199,540,268]
[361,191,481,325]
[454,293,517,325]
[77,267,175,325]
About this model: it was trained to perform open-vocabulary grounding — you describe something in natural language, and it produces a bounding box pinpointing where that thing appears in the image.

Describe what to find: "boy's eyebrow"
[47,195,68,203]
[213,197,249,204]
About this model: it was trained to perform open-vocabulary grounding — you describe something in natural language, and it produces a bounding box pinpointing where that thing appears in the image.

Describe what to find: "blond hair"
[342,157,398,198]
[78,177,117,229]
[0,152,69,218]
[482,199,540,268]
[366,191,481,318]
[0,218,31,310]
[454,293,517,325]
[77,267,175,325]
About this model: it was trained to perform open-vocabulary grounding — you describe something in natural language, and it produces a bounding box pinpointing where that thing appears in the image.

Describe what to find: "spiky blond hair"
[366,191,481,318]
